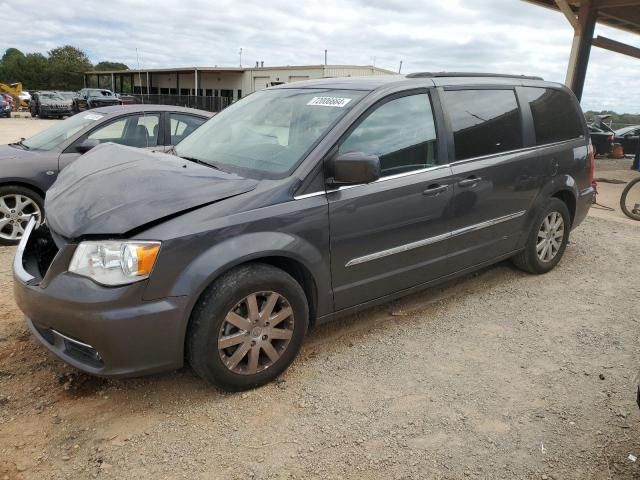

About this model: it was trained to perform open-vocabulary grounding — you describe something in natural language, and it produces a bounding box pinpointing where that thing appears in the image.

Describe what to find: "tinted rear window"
[522,87,584,145]
[444,89,523,160]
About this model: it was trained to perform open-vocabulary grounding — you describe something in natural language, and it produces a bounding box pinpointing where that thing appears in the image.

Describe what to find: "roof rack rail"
[406,72,544,81]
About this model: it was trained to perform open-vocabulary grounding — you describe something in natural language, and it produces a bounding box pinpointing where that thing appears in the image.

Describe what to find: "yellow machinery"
[0,82,28,109]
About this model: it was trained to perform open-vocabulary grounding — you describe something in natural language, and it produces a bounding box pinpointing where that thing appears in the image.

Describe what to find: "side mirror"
[329,151,381,186]
[76,138,100,153]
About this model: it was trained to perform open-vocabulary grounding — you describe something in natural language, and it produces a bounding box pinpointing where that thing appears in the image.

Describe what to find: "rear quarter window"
[522,87,584,145]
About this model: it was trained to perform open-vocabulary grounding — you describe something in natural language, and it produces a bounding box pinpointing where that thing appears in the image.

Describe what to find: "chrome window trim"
[13,217,36,283]
[294,164,449,199]
[330,164,449,193]
[345,210,526,267]
[449,137,583,166]
[293,191,326,200]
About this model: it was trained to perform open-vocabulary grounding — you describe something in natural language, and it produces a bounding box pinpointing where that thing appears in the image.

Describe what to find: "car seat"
[128,125,150,147]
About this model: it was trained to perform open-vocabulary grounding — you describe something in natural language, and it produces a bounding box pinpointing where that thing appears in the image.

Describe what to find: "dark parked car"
[72,88,121,112]
[0,105,212,244]
[614,125,640,155]
[0,96,10,118]
[588,124,614,156]
[30,91,74,118]
[13,73,594,391]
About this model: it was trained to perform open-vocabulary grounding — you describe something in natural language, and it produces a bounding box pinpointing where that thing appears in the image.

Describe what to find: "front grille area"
[42,106,72,113]
[23,224,59,280]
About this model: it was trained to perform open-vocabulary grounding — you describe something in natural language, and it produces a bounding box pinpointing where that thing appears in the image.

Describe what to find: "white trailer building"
[84,64,395,111]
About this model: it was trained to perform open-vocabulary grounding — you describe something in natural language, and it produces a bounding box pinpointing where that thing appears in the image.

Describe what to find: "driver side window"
[339,93,438,177]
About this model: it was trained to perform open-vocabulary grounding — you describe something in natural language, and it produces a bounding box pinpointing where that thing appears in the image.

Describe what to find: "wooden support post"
[558,0,597,101]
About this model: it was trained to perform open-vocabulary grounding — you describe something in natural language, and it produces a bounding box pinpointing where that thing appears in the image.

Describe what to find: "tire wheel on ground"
[620,177,640,221]
[187,263,309,391]
[0,185,44,246]
[512,197,571,274]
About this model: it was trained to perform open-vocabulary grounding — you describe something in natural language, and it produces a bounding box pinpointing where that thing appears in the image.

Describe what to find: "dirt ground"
[1,118,640,479]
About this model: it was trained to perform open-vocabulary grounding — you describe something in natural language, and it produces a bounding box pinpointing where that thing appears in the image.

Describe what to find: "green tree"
[0,48,26,84]
[94,61,129,71]
[22,53,49,90]
[47,45,92,90]
[0,46,135,91]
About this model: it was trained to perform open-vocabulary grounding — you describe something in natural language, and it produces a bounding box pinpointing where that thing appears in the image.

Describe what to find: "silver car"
[0,105,212,245]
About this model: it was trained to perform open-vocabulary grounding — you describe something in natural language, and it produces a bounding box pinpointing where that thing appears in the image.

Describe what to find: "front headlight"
[69,241,161,286]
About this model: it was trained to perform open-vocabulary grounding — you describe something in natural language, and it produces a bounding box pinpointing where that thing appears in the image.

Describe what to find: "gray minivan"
[13,73,595,391]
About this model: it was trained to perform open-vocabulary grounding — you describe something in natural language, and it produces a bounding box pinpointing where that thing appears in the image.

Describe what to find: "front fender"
[172,231,327,297]
[0,151,58,193]
[143,230,332,334]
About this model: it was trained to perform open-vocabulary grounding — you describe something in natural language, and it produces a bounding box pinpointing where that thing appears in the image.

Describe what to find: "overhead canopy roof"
[526,0,640,36]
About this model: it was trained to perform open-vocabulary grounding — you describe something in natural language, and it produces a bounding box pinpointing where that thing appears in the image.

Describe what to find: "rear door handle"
[423,184,448,197]
[458,176,482,187]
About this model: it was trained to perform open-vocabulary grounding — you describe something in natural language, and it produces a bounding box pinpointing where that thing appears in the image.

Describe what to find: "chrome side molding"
[345,210,526,267]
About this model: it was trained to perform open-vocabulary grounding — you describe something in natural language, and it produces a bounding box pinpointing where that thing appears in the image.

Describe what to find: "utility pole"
[239,48,243,68]
[324,49,327,65]
[398,60,403,74]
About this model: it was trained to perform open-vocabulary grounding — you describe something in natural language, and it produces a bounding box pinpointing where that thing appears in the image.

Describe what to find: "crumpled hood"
[45,143,258,239]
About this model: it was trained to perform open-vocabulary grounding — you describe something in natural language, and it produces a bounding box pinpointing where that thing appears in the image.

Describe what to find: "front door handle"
[458,176,482,187]
[423,184,448,197]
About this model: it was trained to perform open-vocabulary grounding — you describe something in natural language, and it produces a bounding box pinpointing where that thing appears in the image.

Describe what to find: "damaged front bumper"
[13,219,189,378]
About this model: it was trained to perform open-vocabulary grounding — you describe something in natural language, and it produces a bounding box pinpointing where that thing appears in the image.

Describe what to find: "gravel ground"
[1,119,639,479]
[1,214,639,480]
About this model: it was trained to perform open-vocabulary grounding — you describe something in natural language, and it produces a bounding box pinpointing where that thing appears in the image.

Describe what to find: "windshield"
[175,88,366,178]
[22,112,104,151]
[40,92,65,101]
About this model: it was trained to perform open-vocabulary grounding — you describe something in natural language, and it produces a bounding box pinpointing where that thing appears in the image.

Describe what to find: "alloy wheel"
[218,291,295,375]
[0,194,42,242]
[536,211,564,263]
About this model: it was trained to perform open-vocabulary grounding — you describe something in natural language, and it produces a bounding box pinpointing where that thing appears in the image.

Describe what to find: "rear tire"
[187,263,309,391]
[620,177,640,221]
[512,198,571,274]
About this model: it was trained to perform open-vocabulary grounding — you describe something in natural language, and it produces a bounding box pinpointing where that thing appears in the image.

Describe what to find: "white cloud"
[1,0,638,112]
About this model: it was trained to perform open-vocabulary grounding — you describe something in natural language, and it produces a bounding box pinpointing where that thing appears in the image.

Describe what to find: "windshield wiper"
[9,138,29,150]
[179,155,221,171]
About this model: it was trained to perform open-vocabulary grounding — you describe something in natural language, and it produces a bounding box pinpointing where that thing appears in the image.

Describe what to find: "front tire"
[512,198,571,274]
[187,263,309,391]
[0,186,44,246]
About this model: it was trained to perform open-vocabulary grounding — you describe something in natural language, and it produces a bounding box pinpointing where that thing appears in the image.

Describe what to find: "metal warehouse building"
[84,64,395,111]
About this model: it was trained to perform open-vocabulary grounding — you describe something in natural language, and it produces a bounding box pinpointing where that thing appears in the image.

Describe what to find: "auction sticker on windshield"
[83,113,104,121]
[307,97,352,107]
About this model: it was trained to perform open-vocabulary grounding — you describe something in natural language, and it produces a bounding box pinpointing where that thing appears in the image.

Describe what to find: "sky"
[1,0,638,113]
